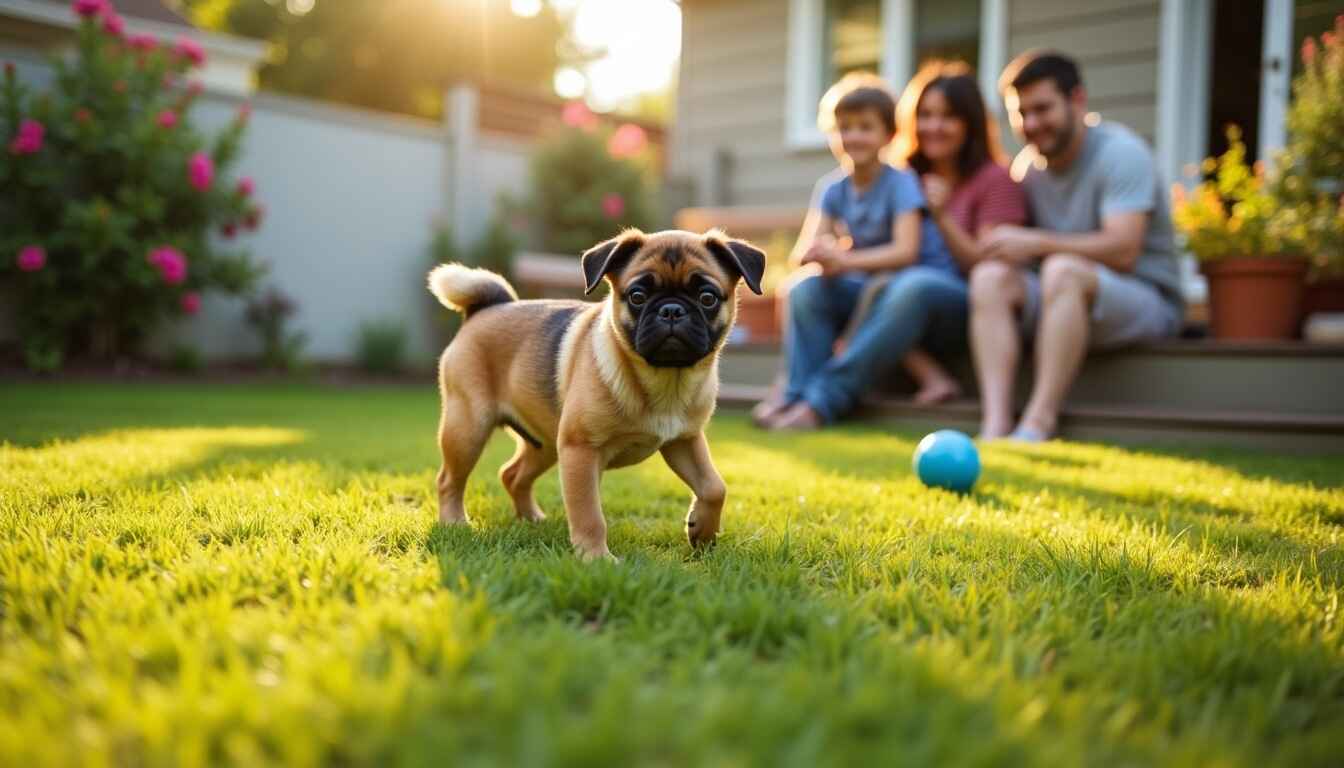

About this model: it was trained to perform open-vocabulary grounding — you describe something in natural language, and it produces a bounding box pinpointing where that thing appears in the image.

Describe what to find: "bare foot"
[911,377,961,406]
[750,395,792,427]
[767,401,823,431]
[977,421,1014,441]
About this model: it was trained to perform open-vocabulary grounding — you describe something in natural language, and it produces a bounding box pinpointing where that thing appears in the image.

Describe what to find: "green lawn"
[1,382,1342,767]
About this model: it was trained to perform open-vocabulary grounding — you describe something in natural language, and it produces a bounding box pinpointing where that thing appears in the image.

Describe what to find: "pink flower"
[75,107,92,124]
[157,110,178,129]
[128,34,157,51]
[173,37,206,68]
[237,102,252,124]
[561,101,598,130]
[601,193,626,220]
[221,223,237,239]
[180,292,201,315]
[1304,37,1319,63]
[102,11,124,37]
[8,119,44,155]
[186,81,203,98]
[607,123,648,159]
[16,245,46,272]
[147,246,187,285]
[72,0,107,18]
[187,152,214,191]
[236,177,254,197]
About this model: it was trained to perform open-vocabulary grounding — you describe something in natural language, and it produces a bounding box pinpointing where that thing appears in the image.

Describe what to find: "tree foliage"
[176,0,571,118]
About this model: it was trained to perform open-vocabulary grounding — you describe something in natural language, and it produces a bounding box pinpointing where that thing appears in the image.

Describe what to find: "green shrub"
[528,111,656,255]
[0,2,265,370]
[355,318,408,374]
[167,343,202,374]
[245,287,306,371]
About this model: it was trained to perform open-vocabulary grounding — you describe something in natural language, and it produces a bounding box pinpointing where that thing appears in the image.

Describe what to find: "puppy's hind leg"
[499,436,557,522]
[436,393,492,525]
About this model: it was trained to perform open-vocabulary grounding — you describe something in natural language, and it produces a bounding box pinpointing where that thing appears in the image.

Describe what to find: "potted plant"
[1274,16,1344,316]
[1173,127,1308,340]
[731,229,795,345]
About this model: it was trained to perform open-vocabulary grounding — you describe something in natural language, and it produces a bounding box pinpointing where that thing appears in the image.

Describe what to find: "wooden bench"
[512,251,586,299]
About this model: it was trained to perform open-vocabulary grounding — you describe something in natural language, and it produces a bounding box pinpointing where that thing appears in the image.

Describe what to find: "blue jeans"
[783,267,969,422]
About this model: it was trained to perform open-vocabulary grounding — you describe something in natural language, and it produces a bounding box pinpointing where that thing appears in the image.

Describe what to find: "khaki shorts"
[1019,264,1181,349]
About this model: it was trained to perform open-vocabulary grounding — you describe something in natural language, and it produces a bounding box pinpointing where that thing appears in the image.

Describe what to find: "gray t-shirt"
[1016,122,1182,307]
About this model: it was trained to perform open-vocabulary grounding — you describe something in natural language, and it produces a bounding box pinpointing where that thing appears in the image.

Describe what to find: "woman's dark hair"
[896,61,1004,179]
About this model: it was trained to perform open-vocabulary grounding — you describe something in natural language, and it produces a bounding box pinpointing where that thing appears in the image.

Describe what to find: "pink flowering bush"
[528,105,656,255]
[0,1,262,370]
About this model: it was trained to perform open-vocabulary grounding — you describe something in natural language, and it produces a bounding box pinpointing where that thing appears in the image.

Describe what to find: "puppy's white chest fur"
[592,306,714,446]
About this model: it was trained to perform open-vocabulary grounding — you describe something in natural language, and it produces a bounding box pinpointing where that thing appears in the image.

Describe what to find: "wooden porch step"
[716,384,1344,453]
[719,341,1344,418]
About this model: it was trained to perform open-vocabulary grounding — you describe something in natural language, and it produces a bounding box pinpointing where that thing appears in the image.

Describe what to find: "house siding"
[673,0,1163,209]
[673,0,836,209]
[1008,0,1161,144]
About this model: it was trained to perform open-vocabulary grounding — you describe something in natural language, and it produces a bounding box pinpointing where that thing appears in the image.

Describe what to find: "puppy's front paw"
[517,505,546,523]
[575,540,620,564]
[686,517,718,549]
[575,544,618,563]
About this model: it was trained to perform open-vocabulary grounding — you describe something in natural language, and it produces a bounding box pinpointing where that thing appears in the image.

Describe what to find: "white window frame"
[1257,0,1294,162]
[785,0,1008,151]
[1155,0,1213,190]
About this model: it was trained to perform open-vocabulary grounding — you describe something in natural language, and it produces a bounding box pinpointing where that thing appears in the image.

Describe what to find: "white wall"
[165,91,452,364]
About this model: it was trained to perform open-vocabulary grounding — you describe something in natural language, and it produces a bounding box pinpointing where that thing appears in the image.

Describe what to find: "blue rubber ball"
[913,430,980,493]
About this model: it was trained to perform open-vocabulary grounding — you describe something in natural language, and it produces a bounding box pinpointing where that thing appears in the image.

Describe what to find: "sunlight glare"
[553,67,587,99]
[567,0,681,110]
[510,0,543,18]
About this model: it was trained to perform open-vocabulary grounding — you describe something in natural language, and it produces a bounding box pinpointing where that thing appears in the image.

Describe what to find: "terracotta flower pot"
[734,293,781,344]
[1201,256,1308,340]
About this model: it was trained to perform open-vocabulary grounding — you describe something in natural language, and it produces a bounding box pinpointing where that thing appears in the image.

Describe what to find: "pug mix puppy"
[427,228,766,560]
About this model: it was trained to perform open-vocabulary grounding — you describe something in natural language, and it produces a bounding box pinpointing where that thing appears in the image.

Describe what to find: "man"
[970,51,1183,441]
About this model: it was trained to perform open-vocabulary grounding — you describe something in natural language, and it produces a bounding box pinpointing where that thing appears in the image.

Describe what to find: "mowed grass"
[1,382,1342,767]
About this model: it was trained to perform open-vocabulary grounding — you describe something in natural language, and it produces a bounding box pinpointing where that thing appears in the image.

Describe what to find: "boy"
[755,73,967,430]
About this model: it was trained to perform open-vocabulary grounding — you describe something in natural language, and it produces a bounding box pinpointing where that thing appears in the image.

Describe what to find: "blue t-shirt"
[817,165,958,277]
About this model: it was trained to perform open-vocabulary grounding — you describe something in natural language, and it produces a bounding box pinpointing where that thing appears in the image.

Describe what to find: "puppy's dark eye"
[698,290,719,309]
[627,290,648,307]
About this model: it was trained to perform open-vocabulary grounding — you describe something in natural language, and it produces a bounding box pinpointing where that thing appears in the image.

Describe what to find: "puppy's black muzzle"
[635,297,712,368]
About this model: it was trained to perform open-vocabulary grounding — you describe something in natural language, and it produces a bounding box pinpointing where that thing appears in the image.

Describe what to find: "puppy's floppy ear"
[581,229,646,295]
[702,229,766,295]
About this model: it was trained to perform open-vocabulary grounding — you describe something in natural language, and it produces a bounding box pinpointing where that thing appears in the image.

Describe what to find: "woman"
[891,60,1029,404]
[755,62,1026,430]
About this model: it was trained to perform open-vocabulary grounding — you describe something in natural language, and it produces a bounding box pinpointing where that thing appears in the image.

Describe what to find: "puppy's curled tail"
[427,263,518,319]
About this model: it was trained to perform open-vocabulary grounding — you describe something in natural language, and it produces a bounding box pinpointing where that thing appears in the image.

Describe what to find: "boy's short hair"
[817,72,897,135]
[998,49,1083,97]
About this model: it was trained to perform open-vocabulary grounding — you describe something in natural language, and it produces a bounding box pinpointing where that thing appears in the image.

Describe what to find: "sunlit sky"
[510,0,682,111]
